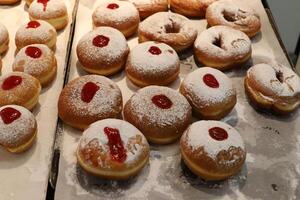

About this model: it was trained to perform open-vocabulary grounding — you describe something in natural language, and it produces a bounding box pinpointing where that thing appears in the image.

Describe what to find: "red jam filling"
[37,0,49,11]
[148,46,162,55]
[209,127,228,141]
[151,95,173,109]
[104,127,127,163]
[0,107,21,124]
[92,35,110,48]
[81,82,100,103]
[25,46,42,59]
[107,3,119,9]
[203,74,219,88]
[2,76,23,90]
[26,21,41,29]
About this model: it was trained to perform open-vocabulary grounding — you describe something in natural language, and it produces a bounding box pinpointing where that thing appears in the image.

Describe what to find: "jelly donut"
[180,120,246,181]
[180,67,236,119]
[28,0,68,31]
[206,0,261,38]
[77,27,129,76]
[15,20,57,50]
[245,63,300,114]
[92,0,139,38]
[129,0,168,19]
[0,0,20,5]
[138,12,197,52]
[194,26,252,71]
[58,75,123,130]
[124,86,192,144]
[0,72,41,110]
[0,105,37,153]
[0,23,9,55]
[170,0,217,18]
[126,41,180,87]
[13,44,57,87]
[77,119,150,180]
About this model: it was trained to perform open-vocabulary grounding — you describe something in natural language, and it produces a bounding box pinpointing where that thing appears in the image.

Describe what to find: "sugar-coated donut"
[77,119,150,180]
[0,105,37,153]
[13,44,57,87]
[170,0,217,18]
[0,72,41,110]
[126,41,180,87]
[92,0,139,38]
[58,75,123,131]
[15,20,57,51]
[28,0,68,31]
[138,12,197,52]
[77,27,129,76]
[0,23,9,55]
[0,0,20,5]
[206,0,261,38]
[124,86,192,144]
[194,26,252,71]
[245,63,300,114]
[129,0,168,19]
[180,120,246,181]
[180,67,236,119]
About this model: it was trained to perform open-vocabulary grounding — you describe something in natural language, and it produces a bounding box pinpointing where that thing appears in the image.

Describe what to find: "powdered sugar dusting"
[0,105,36,147]
[181,67,235,105]
[186,120,245,159]
[0,23,8,45]
[29,0,67,19]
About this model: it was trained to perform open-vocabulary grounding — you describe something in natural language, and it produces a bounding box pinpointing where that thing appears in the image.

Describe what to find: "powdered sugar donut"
[124,86,192,144]
[77,119,150,180]
[77,27,129,76]
[194,26,251,71]
[126,41,180,87]
[15,20,57,50]
[206,0,261,38]
[138,12,197,52]
[0,0,20,5]
[129,0,168,19]
[180,67,236,119]
[0,72,41,110]
[58,75,123,130]
[245,63,300,114]
[92,0,139,38]
[0,105,37,153]
[28,0,68,31]
[13,44,57,87]
[180,120,246,181]
[0,23,9,55]
[170,0,217,18]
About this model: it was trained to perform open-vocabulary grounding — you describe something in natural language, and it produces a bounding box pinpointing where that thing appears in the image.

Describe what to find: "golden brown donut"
[129,0,168,19]
[0,72,41,110]
[245,63,300,114]
[180,120,246,181]
[77,119,150,180]
[28,0,68,31]
[0,0,20,5]
[126,41,180,87]
[92,0,140,38]
[15,20,57,51]
[180,67,236,119]
[170,0,217,18]
[58,75,123,131]
[206,0,261,38]
[13,44,57,87]
[194,25,252,71]
[0,105,37,153]
[77,27,129,76]
[124,86,192,144]
[138,12,197,52]
[0,23,9,55]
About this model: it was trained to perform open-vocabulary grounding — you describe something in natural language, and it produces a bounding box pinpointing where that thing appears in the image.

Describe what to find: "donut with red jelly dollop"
[180,120,246,181]
[58,75,123,130]
[180,67,236,120]
[77,118,150,180]
[124,86,192,144]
